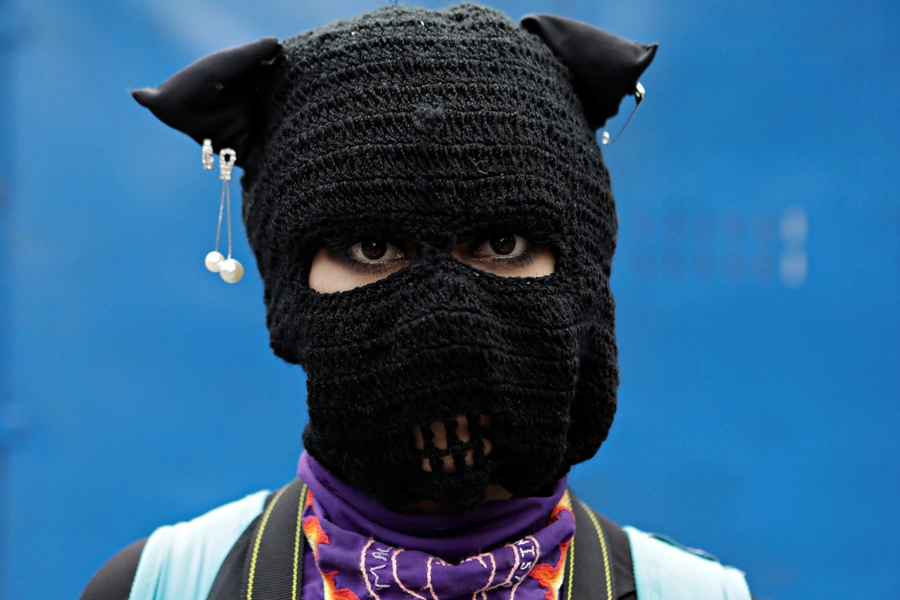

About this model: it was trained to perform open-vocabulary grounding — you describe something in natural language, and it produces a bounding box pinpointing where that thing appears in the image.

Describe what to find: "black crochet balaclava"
[133,3,656,513]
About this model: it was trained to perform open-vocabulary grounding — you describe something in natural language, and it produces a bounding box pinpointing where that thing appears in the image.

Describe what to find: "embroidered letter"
[369,564,391,590]
[372,547,391,562]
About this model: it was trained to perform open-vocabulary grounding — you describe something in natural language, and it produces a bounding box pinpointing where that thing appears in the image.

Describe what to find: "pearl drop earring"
[202,139,225,273]
[202,140,244,283]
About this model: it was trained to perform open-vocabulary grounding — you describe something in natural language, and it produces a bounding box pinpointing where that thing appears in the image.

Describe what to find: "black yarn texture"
[239,4,621,513]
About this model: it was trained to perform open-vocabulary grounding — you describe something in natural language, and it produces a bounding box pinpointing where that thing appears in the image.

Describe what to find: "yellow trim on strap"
[579,500,613,600]
[565,532,575,600]
[246,487,287,600]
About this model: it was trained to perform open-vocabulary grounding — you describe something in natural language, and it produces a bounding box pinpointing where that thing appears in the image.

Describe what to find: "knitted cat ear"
[520,14,658,131]
[132,37,284,174]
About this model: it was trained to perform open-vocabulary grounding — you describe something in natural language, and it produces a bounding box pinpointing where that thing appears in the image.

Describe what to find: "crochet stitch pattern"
[236,4,622,512]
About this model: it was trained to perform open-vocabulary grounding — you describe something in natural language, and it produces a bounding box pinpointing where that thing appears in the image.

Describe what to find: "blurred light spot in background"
[780,206,808,243]
[779,206,808,288]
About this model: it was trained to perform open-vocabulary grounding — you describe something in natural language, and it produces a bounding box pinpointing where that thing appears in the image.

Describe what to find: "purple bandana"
[297,452,575,600]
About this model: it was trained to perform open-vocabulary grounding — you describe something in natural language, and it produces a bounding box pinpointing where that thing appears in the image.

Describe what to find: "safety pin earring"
[202,140,244,283]
[601,82,645,146]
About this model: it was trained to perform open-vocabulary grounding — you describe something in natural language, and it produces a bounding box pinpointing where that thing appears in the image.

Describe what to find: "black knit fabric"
[238,4,621,513]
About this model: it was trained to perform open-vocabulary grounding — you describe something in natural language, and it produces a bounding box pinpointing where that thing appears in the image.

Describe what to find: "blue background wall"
[4,0,898,598]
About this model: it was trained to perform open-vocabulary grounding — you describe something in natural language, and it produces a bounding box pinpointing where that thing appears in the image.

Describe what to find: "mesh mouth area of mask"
[418,413,489,474]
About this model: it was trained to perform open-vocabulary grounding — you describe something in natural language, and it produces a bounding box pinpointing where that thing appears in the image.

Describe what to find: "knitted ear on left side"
[520,14,658,131]
[132,37,284,175]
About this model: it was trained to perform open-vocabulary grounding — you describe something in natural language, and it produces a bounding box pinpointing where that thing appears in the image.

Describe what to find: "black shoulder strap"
[563,490,617,600]
[206,509,266,600]
[242,478,309,600]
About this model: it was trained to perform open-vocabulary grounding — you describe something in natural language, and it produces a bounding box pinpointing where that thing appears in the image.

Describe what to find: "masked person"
[82,4,753,600]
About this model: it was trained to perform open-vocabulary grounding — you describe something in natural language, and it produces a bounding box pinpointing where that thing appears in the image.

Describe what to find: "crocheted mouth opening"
[414,413,492,475]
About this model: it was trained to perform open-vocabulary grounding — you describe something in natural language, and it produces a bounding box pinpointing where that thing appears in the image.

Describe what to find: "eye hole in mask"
[308,234,555,293]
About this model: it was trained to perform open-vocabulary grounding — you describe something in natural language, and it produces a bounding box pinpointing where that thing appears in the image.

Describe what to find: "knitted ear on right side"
[520,14,657,131]
[132,38,284,175]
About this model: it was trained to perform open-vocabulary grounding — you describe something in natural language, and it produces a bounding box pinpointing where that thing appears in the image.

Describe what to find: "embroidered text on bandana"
[301,488,575,600]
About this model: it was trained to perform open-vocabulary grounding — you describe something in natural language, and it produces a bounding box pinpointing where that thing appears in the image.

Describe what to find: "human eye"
[348,240,406,263]
[332,239,411,275]
[470,235,535,264]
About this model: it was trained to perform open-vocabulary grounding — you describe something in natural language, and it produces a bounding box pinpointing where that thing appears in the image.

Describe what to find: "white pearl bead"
[205,251,225,272]
[219,258,244,283]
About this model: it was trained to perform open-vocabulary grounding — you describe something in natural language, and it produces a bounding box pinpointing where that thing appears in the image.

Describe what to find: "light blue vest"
[128,491,752,600]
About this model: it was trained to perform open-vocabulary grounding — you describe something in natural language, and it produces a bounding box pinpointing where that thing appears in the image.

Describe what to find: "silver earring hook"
[202,139,214,170]
[217,149,237,260]
[600,82,645,146]
[218,148,237,181]
[212,148,237,258]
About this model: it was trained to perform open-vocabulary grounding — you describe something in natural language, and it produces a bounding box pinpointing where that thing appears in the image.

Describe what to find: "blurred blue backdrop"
[3,0,899,598]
